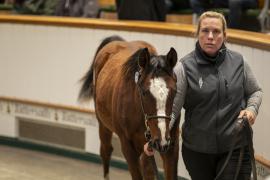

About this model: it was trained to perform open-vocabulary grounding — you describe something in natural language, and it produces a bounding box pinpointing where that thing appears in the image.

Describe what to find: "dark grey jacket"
[171,43,262,153]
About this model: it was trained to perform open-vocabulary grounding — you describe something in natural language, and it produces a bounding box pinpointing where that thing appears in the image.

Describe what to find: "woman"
[144,11,262,180]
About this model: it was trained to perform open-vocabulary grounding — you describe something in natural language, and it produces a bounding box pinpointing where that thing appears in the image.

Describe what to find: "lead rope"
[214,116,257,180]
[244,118,257,180]
[234,118,257,180]
[214,117,244,180]
[135,71,148,128]
[234,146,244,180]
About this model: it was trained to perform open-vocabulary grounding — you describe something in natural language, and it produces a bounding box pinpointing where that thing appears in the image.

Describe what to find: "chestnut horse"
[79,36,180,180]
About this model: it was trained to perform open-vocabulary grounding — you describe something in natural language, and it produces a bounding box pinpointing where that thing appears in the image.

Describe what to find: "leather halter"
[135,71,171,130]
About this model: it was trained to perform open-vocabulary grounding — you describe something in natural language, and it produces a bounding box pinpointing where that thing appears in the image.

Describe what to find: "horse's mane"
[121,49,144,82]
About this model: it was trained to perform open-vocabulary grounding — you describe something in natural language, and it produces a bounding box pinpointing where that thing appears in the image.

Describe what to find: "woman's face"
[198,17,226,57]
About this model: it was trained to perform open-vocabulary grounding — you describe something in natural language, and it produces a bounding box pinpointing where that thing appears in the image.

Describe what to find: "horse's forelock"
[150,56,166,68]
[122,51,172,84]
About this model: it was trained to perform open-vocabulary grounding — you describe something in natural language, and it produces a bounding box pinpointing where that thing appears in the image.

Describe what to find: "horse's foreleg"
[119,138,143,180]
[99,122,113,180]
[161,141,179,180]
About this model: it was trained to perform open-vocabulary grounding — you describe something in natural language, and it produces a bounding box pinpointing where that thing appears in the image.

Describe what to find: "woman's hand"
[238,110,256,125]
[144,142,154,156]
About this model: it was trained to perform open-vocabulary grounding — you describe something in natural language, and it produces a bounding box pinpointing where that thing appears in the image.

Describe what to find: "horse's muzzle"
[149,138,171,153]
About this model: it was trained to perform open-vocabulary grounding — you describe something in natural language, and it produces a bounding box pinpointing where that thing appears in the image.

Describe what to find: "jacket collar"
[194,41,227,65]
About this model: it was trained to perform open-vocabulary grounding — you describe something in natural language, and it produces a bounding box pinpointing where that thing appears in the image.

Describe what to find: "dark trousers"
[182,144,252,180]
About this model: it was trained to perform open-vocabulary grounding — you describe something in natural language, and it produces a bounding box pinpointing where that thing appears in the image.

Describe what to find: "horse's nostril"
[144,131,151,141]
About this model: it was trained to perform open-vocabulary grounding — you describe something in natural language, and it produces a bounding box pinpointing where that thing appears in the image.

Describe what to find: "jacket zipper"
[216,66,221,153]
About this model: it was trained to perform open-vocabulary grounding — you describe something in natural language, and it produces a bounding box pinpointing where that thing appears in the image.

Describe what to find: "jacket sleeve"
[170,61,187,129]
[244,60,263,117]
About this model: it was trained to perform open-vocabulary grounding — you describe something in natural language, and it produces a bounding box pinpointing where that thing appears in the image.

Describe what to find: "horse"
[78,35,180,180]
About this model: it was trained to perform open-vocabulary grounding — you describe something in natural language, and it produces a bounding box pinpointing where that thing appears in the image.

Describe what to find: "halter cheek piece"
[135,71,171,141]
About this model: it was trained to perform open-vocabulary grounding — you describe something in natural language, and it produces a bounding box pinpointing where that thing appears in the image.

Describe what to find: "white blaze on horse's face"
[149,77,169,146]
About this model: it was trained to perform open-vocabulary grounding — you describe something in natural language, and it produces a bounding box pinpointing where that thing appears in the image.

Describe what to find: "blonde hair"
[196,11,227,36]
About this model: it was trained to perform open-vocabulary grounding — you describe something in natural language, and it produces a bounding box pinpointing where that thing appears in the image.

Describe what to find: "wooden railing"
[0,14,270,50]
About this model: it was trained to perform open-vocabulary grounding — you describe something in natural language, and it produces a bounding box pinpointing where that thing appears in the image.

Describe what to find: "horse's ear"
[166,48,177,68]
[138,48,150,69]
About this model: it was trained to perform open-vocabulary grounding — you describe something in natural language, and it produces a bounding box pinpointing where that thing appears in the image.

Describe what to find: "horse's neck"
[122,80,144,114]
